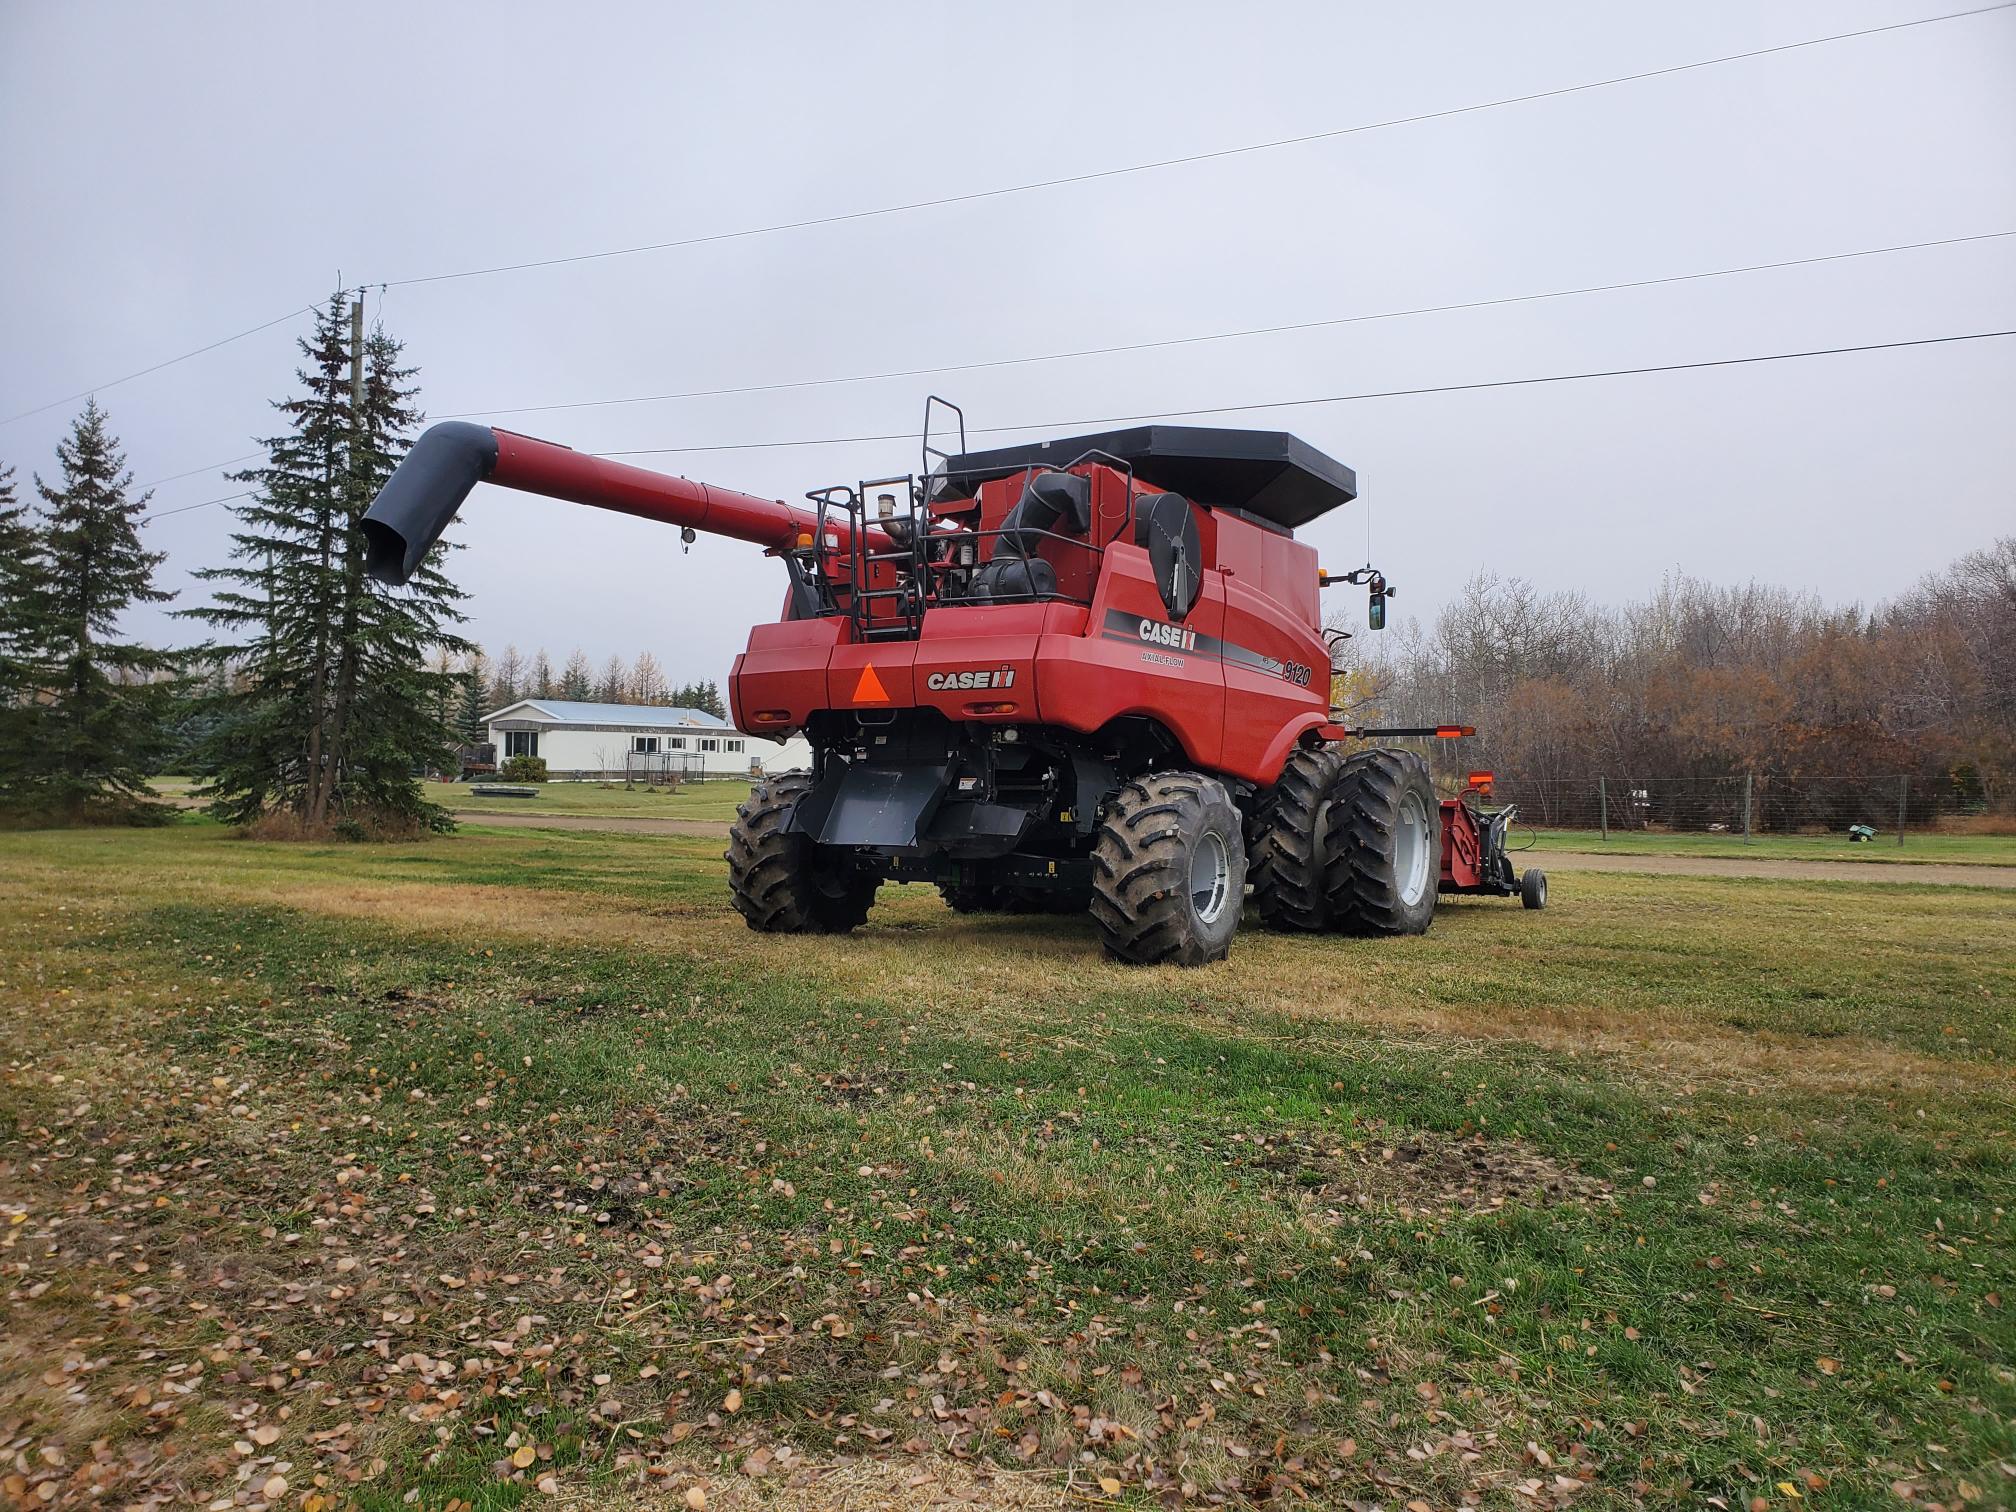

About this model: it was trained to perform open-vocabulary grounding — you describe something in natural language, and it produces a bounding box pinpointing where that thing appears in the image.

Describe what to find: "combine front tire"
[1250,745,1347,932]
[1091,772,1247,966]
[727,773,879,933]
[1323,749,1440,936]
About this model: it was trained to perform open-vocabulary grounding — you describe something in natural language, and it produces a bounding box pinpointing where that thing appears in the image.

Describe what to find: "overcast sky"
[3,1,2012,689]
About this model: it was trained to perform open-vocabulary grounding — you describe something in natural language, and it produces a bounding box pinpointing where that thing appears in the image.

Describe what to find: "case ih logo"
[1137,617,1198,652]
[926,666,1017,692]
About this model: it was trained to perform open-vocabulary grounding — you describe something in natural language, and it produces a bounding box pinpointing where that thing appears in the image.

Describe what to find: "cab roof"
[938,424,1357,529]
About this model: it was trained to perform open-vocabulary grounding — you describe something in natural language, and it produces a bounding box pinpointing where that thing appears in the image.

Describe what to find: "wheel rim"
[1190,829,1231,925]
[1395,789,1431,908]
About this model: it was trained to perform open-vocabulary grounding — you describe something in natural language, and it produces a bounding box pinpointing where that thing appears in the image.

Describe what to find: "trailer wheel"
[1251,745,1347,932]
[727,773,879,933]
[1521,868,1548,909]
[1323,749,1440,936]
[1091,772,1247,966]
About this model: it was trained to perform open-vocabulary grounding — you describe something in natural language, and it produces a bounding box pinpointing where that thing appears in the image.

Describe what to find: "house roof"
[482,699,730,728]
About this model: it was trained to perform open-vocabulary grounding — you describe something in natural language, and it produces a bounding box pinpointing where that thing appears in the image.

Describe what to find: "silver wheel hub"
[1189,829,1231,925]
[1395,789,1431,908]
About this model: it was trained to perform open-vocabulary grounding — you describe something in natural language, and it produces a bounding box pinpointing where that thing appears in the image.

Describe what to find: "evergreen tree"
[528,648,555,699]
[560,648,593,700]
[460,649,489,744]
[10,401,176,819]
[694,679,727,719]
[183,296,467,832]
[0,462,50,788]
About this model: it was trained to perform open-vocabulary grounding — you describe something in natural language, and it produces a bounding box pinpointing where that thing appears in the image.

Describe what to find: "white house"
[482,699,807,781]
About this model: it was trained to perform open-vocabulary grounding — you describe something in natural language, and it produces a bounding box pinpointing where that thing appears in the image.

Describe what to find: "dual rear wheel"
[1085,747,1438,965]
[1251,746,1440,937]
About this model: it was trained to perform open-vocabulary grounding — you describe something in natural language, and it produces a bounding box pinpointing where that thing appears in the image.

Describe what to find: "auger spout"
[362,422,824,585]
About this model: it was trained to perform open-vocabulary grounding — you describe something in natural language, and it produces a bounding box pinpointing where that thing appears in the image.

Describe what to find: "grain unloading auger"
[364,405,1544,966]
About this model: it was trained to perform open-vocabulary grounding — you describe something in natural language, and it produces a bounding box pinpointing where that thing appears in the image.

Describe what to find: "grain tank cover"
[940,424,1357,529]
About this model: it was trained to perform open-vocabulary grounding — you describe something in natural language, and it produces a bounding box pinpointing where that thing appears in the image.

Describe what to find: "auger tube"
[362,422,828,586]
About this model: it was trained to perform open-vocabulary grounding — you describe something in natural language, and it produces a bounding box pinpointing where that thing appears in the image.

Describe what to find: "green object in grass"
[1848,823,1877,842]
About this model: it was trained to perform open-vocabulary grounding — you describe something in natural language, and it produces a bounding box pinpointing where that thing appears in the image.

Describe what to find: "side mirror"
[1367,574,1390,630]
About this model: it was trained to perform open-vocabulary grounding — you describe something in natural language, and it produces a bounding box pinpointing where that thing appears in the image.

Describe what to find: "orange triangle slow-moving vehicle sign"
[851,663,892,705]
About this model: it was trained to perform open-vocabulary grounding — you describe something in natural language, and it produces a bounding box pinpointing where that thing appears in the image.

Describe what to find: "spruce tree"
[459,650,489,744]
[0,462,49,790]
[528,648,555,699]
[15,401,176,819]
[184,295,467,832]
[560,648,593,700]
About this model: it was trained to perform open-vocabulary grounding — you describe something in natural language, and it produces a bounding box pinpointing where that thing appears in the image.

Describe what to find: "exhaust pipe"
[363,422,843,587]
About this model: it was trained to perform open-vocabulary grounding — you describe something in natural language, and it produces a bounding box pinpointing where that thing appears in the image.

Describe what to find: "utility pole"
[349,297,365,443]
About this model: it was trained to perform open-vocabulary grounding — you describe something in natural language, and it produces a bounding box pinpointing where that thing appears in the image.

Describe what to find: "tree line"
[0,295,726,835]
[1345,544,2015,815]
[462,645,725,721]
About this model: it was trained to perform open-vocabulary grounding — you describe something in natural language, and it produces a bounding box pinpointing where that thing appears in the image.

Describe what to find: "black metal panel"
[923,799,1031,857]
[940,424,1357,529]
[811,763,950,849]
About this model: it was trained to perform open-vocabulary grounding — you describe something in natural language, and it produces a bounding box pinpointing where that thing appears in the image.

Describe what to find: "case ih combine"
[364,403,1543,966]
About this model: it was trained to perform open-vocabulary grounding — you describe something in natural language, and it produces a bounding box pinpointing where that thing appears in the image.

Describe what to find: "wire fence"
[1478,773,2005,844]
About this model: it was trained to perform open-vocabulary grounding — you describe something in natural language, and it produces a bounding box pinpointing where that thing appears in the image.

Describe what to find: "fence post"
[1599,776,1609,841]
[1742,773,1754,844]
[1897,774,1909,847]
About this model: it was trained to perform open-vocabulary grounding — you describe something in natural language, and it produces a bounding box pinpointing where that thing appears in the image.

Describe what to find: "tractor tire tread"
[1090,771,1245,966]
[726,773,878,934]
[1322,748,1440,937]
[1251,745,1347,932]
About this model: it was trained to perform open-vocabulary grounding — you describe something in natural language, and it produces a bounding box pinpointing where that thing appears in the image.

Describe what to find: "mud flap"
[794,763,950,849]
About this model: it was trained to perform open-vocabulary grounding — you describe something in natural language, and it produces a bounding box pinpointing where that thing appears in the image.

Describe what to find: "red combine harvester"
[363,402,1543,965]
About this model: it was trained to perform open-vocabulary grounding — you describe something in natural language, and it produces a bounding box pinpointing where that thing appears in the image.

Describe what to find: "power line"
[139,490,254,525]
[136,453,264,491]
[0,306,317,430]
[384,4,2015,290]
[8,6,2007,429]
[436,230,2015,421]
[597,329,2016,457]
[127,329,2016,522]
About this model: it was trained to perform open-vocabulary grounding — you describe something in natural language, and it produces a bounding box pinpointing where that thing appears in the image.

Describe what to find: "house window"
[726,739,743,753]
[503,730,539,759]
[700,738,720,752]
[666,737,685,751]
[632,736,659,754]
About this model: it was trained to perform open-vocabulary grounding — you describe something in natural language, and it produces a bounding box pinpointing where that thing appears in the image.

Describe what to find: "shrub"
[501,755,549,783]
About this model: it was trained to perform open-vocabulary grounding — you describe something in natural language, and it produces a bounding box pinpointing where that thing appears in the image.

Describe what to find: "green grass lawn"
[3,823,2010,1508]
[1527,826,2016,866]
[425,778,754,822]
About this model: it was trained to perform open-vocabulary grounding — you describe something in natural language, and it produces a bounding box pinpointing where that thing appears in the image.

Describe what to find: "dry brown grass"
[560,1458,1074,1510]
